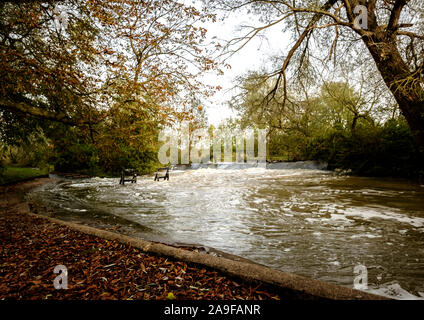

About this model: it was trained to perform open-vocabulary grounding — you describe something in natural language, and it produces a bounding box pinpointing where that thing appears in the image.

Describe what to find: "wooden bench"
[154,167,169,181]
[119,169,137,185]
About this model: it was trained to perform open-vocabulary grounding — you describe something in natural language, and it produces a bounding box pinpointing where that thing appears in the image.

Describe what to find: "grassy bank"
[0,167,49,185]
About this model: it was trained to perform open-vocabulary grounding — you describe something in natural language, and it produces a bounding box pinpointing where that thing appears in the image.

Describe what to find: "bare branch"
[387,0,408,31]
[266,0,339,109]
[396,31,424,40]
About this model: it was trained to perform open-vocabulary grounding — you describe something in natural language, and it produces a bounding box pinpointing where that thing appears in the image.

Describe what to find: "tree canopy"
[0,0,221,174]
[214,0,424,156]
[0,0,220,128]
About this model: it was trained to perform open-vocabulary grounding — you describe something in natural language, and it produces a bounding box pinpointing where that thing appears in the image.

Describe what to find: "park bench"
[119,168,137,185]
[154,167,170,181]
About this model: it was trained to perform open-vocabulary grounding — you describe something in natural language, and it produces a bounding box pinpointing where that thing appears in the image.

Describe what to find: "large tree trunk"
[362,32,424,158]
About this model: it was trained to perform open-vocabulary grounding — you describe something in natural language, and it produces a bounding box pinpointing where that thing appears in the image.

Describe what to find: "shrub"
[305,118,423,179]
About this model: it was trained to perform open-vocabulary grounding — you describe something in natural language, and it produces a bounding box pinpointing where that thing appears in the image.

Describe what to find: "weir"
[171,160,327,171]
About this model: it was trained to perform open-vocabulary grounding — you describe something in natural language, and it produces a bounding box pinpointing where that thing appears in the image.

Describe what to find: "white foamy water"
[367,282,424,300]
[32,163,424,299]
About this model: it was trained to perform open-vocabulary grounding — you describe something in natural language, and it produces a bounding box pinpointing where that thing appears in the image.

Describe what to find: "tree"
[1,0,224,174]
[0,0,221,132]
[233,59,406,158]
[320,81,374,131]
[214,0,424,156]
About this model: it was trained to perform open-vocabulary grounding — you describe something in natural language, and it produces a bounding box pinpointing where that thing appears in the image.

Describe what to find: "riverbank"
[0,178,386,300]
[0,179,282,300]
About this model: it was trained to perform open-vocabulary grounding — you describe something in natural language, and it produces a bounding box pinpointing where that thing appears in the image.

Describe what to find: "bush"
[305,118,423,179]
[52,141,101,175]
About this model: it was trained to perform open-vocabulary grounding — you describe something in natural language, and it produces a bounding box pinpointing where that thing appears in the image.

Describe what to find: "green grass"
[268,155,290,162]
[0,167,49,185]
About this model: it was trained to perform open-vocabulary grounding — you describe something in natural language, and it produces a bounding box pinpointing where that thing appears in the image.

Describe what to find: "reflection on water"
[30,162,424,299]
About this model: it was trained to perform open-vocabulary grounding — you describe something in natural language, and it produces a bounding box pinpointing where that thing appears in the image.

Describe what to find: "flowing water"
[29,162,424,299]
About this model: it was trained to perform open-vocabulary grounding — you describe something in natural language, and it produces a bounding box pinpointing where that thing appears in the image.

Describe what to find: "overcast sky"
[199,10,291,126]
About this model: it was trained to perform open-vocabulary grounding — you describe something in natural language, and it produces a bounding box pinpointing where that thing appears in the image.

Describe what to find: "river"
[29,161,424,299]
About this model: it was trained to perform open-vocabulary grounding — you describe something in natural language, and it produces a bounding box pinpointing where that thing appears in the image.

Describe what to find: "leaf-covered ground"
[0,181,281,300]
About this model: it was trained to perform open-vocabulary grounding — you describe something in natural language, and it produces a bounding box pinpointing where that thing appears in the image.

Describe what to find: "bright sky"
[199,11,292,126]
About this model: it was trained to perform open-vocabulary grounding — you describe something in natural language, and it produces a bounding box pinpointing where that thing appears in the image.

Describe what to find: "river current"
[29,162,424,299]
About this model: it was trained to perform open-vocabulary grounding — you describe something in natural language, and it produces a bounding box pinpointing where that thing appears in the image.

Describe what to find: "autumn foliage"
[0,0,222,173]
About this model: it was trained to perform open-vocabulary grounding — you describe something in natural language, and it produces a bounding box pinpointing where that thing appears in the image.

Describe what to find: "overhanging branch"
[266,0,339,109]
[0,97,79,126]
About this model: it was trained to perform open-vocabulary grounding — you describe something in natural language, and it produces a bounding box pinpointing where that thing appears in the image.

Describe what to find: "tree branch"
[0,97,78,125]
[266,0,339,107]
[396,31,424,40]
[387,0,408,31]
